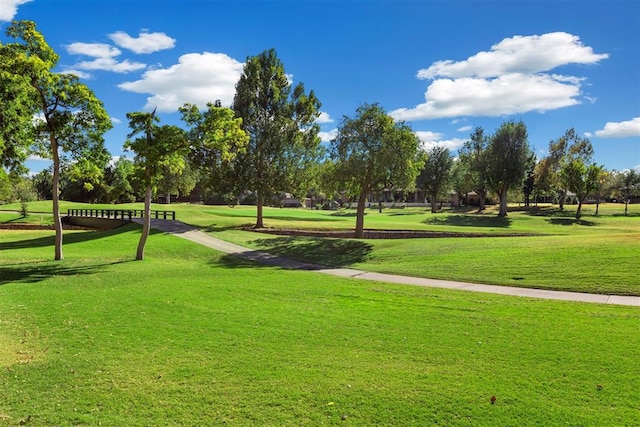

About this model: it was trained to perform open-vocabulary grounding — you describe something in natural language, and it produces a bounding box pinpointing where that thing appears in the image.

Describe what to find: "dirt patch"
[249,228,538,239]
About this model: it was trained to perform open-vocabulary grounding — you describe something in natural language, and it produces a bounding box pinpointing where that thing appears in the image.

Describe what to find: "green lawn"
[1,226,639,425]
[2,201,639,295]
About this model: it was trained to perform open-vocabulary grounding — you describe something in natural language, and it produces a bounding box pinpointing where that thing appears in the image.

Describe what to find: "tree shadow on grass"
[423,214,512,228]
[547,218,596,226]
[0,224,135,251]
[0,260,130,286]
[213,211,343,222]
[216,236,373,270]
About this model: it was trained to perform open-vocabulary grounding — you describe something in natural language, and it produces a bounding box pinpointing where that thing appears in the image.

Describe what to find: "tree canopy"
[232,48,322,228]
[1,20,112,260]
[417,146,454,213]
[125,110,189,260]
[485,120,532,217]
[330,103,422,237]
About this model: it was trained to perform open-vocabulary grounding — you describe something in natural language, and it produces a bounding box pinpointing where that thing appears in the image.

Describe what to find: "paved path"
[136,219,640,307]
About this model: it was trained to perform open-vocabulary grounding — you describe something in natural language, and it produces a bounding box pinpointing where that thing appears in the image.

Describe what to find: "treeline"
[2,20,639,258]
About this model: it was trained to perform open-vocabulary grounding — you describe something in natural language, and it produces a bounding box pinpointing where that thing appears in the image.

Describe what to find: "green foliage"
[232,48,322,227]
[486,121,532,217]
[458,127,490,210]
[125,110,190,259]
[330,103,422,236]
[179,101,248,198]
[536,128,594,209]
[561,160,603,219]
[417,146,454,212]
[2,20,112,260]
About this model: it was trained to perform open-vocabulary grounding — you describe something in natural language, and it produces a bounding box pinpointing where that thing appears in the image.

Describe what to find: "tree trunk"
[430,193,438,213]
[595,201,600,215]
[575,199,583,220]
[355,191,367,238]
[255,192,264,228]
[478,189,486,211]
[136,184,152,261]
[497,186,509,217]
[52,139,63,261]
[559,189,567,210]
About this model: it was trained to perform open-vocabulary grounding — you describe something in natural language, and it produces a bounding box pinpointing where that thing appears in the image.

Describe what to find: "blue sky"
[2,0,639,174]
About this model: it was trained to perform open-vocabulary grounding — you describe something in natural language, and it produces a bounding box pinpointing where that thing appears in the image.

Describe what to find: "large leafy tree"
[485,120,532,217]
[2,20,112,260]
[232,48,322,228]
[458,127,490,210]
[417,146,454,213]
[125,111,189,260]
[0,28,33,173]
[330,103,422,238]
[179,101,248,201]
[561,160,603,219]
[536,128,593,209]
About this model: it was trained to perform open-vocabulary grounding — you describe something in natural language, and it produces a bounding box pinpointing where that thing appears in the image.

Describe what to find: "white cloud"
[316,112,334,124]
[392,73,581,120]
[60,69,92,79]
[415,131,466,151]
[118,52,244,112]
[417,32,608,79]
[74,57,146,73]
[66,41,146,74]
[457,125,472,132]
[391,32,607,121]
[110,117,122,125]
[0,0,31,21]
[592,117,640,138]
[318,128,338,143]
[66,42,121,58]
[108,30,176,54]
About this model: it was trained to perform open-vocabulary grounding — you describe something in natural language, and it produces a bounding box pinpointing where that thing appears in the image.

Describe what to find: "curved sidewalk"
[138,219,640,307]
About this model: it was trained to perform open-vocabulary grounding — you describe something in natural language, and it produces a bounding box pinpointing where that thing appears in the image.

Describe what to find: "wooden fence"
[67,209,175,220]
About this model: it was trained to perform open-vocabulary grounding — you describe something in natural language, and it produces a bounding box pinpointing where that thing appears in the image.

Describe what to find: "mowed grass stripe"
[1,227,639,425]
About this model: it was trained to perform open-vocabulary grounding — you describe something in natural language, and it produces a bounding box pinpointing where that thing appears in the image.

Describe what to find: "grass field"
[2,200,639,295]
[1,225,639,425]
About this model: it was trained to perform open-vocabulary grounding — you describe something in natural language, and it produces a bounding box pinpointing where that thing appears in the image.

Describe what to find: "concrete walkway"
[136,219,640,307]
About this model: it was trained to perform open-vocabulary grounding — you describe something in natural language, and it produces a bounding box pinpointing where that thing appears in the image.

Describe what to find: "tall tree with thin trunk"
[417,146,454,213]
[330,103,422,238]
[2,20,112,260]
[232,48,321,228]
[561,160,603,219]
[539,128,593,209]
[125,110,189,260]
[486,121,532,218]
[458,127,489,210]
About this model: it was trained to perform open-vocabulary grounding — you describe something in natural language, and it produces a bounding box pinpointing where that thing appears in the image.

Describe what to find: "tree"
[125,111,189,260]
[561,160,602,219]
[417,146,454,213]
[232,48,322,228]
[522,154,536,207]
[0,29,33,173]
[485,120,532,217]
[539,128,593,209]
[2,21,112,260]
[458,127,489,210]
[32,168,53,200]
[105,157,136,203]
[179,101,248,202]
[330,103,422,238]
[618,169,640,216]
